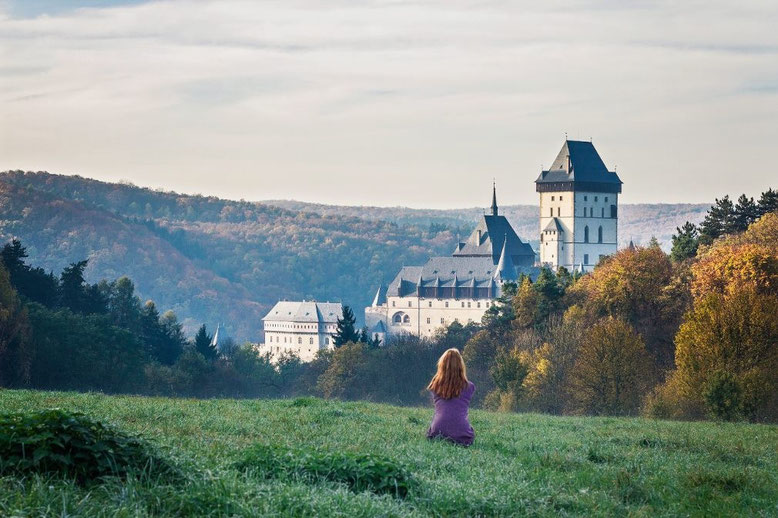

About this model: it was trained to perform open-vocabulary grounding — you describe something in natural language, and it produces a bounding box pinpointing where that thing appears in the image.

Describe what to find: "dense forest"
[0,170,707,342]
[1,188,775,422]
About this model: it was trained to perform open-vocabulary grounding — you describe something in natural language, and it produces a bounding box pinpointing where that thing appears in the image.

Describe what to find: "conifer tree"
[757,188,778,217]
[333,305,359,347]
[733,194,758,231]
[670,221,699,262]
[194,324,217,361]
[699,196,735,245]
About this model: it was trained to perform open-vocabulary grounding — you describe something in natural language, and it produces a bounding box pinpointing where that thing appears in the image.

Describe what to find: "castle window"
[461,302,465,308]
[598,226,603,243]
[601,207,604,218]
[549,208,553,217]
[325,337,329,345]
[557,207,560,217]
[408,301,412,308]
[584,254,589,264]
[477,302,481,308]
[605,197,609,202]
[392,301,395,307]
[441,318,445,324]
[309,337,313,344]
[584,226,590,243]
[393,312,404,324]
[427,317,431,324]
[467,302,471,308]
[403,314,410,324]
[445,301,449,308]
[551,196,555,201]
[611,205,617,218]
[595,196,598,202]
[584,195,588,201]
[428,301,432,307]
[298,337,302,344]
[560,196,563,201]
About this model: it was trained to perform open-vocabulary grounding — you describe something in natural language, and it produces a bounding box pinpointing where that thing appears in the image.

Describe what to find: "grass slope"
[1,391,776,517]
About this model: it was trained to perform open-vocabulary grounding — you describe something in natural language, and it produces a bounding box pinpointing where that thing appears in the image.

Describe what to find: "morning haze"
[1,0,777,208]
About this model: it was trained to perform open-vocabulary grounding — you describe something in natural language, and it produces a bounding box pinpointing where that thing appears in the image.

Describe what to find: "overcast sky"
[1,1,777,208]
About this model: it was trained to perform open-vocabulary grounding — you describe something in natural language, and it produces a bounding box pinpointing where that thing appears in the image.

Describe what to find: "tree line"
[1,186,776,421]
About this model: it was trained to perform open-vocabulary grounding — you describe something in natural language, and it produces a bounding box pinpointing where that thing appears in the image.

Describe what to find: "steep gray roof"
[263,301,343,323]
[452,214,535,266]
[535,140,622,189]
[369,320,387,334]
[543,218,564,232]
[211,322,229,348]
[494,239,517,282]
[371,284,387,306]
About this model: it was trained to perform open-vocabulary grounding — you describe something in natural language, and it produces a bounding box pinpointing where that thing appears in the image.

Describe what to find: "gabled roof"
[535,140,622,189]
[453,214,535,265]
[263,301,343,323]
[369,320,387,333]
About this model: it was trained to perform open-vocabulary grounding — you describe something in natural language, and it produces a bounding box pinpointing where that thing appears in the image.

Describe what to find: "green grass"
[1,390,777,517]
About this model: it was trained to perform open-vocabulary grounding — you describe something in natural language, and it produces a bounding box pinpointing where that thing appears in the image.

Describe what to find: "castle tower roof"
[494,235,517,282]
[535,140,622,193]
[371,284,387,306]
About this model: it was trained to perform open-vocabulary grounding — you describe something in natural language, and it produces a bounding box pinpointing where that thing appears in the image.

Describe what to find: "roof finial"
[564,131,568,141]
[491,180,498,216]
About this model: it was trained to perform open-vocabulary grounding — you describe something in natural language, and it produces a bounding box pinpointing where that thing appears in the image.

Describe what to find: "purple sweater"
[426,381,475,446]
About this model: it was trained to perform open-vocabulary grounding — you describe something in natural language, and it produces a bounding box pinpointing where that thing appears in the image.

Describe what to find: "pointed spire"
[491,181,498,216]
[372,284,387,306]
[494,234,517,282]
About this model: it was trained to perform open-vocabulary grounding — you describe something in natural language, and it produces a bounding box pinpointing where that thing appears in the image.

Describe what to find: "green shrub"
[0,409,177,483]
[235,443,414,498]
[704,371,744,421]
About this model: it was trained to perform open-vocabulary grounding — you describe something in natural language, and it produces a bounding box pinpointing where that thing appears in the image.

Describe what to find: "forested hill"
[0,171,456,341]
[0,170,706,341]
[264,200,710,250]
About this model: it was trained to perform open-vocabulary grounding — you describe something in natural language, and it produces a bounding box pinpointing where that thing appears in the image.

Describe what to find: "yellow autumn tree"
[569,317,653,416]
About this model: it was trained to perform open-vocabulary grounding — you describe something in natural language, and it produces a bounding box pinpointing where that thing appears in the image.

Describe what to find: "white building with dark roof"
[259,301,343,362]
[536,140,622,272]
[365,187,537,338]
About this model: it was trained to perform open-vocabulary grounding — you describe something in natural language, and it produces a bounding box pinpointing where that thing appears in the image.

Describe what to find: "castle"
[366,138,621,339]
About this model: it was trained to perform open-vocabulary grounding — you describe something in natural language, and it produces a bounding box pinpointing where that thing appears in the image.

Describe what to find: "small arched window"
[584,226,589,243]
[402,314,411,324]
[598,226,603,243]
[392,312,404,324]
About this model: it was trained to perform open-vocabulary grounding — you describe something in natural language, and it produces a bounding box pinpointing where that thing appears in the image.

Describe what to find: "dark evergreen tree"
[1,239,58,307]
[733,194,758,231]
[194,324,218,361]
[159,310,186,364]
[333,305,359,347]
[699,196,735,245]
[670,221,699,262]
[107,277,142,333]
[757,188,778,217]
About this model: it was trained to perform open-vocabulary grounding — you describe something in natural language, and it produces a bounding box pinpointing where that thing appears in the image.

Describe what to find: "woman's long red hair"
[427,348,468,399]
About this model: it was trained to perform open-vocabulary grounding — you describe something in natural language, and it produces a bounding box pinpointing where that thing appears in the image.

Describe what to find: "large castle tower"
[535,140,622,272]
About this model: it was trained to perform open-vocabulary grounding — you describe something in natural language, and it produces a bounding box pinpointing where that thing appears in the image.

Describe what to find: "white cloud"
[1,0,777,207]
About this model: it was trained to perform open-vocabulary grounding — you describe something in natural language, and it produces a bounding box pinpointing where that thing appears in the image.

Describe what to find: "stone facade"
[258,301,342,362]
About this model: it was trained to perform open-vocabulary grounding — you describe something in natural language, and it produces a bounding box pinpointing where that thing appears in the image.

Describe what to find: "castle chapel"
[365,186,536,339]
[366,138,622,340]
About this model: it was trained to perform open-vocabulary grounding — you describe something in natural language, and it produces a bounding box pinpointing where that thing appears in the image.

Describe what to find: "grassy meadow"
[1,390,777,517]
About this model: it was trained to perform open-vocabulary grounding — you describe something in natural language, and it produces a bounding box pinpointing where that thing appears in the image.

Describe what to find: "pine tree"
[670,221,699,262]
[194,324,217,361]
[733,194,758,232]
[333,306,359,347]
[757,188,778,217]
[59,260,89,313]
[699,195,735,245]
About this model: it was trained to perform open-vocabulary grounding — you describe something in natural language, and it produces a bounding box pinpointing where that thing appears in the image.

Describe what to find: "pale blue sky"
[1,0,777,208]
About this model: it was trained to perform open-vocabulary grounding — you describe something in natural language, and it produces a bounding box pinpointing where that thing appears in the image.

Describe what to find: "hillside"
[264,200,710,250]
[1,390,776,517]
[0,170,707,341]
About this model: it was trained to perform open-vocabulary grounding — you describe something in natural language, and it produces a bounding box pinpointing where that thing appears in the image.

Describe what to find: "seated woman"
[426,348,475,447]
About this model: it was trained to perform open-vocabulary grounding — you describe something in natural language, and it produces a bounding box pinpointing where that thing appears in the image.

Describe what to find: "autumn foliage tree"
[569,317,653,416]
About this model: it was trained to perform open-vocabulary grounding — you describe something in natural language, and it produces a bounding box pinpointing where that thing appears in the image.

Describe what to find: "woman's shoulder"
[466,381,475,393]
